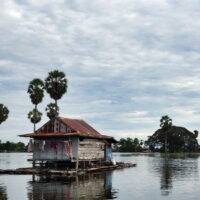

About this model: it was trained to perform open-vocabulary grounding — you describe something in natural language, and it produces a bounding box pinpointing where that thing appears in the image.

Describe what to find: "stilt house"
[20,117,116,167]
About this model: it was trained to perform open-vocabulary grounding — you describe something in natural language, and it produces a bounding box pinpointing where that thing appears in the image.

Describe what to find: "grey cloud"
[1,0,200,142]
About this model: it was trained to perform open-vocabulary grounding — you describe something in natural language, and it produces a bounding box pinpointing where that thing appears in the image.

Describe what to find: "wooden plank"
[76,138,79,171]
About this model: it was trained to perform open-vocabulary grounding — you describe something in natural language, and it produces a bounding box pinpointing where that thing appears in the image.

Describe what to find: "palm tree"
[28,109,42,132]
[0,104,9,124]
[28,79,44,106]
[27,78,44,132]
[160,115,172,153]
[46,103,59,120]
[194,130,198,138]
[45,70,67,109]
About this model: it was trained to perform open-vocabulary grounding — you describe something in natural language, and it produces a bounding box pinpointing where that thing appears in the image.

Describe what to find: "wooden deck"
[0,162,136,177]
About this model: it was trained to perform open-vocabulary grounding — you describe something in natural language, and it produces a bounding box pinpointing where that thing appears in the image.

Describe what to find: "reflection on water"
[152,154,199,196]
[160,158,173,196]
[0,184,7,200]
[27,172,117,200]
[1,153,200,199]
[0,153,31,170]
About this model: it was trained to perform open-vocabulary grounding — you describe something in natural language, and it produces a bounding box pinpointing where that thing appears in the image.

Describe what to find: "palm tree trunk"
[165,132,167,154]
[55,99,58,117]
[55,99,57,107]
[34,105,37,133]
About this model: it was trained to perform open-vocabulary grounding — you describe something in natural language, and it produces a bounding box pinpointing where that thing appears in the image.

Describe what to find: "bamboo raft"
[0,162,136,176]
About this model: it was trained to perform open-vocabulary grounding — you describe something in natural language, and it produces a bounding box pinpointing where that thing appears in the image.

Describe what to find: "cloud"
[1,0,200,142]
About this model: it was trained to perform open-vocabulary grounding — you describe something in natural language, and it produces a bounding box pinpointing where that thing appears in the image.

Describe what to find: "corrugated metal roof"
[19,117,117,142]
[59,117,101,137]
[20,132,113,139]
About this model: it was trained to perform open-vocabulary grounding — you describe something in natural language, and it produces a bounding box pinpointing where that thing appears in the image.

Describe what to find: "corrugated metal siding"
[33,139,74,161]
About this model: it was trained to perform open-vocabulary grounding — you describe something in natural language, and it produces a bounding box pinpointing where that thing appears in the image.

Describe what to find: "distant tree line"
[0,140,26,152]
[115,137,145,152]
[115,115,199,153]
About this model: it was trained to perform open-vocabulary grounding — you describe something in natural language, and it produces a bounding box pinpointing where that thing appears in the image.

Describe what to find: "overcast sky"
[1,0,200,142]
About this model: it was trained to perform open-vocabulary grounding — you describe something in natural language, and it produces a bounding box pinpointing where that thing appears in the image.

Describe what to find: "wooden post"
[76,158,79,171]
[33,160,35,168]
[89,160,91,168]
[76,138,79,171]
[83,160,85,169]
[76,174,79,187]
[165,131,167,154]
[32,174,35,182]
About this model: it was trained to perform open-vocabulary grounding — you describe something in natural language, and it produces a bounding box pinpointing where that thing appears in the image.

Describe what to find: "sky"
[1,0,200,143]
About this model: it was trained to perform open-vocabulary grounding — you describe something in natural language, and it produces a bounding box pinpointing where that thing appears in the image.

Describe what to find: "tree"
[194,130,198,138]
[46,103,59,120]
[118,137,143,152]
[27,78,44,132]
[160,115,172,130]
[27,79,44,106]
[0,141,26,152]
[160,115,172,153]
[0,104,9,124]
[28,109,42,131]
[146,126,199,153]
[45,70,67,108]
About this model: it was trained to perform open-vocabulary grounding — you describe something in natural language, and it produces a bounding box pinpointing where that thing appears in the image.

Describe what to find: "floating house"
[20,117,116,169]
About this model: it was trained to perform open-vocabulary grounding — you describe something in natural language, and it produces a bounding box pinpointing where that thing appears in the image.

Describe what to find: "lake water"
[0,153,200,200]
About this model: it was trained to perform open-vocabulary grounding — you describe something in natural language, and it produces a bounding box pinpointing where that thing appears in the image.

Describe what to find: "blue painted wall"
[106,145,112,161]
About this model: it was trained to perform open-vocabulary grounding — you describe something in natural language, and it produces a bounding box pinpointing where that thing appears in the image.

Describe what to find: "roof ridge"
[59,117,102,136]
[59,116,83,120]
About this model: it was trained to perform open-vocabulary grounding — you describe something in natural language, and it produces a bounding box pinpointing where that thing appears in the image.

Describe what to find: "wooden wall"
[31,117,114,162]
[37,119,74,134]
[33,138,111,162]
[78,139,105,160]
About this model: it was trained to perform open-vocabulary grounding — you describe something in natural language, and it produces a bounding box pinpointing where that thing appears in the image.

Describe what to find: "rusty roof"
[20,132,114,140]
[59,117,101,137]
[19,117,117,142]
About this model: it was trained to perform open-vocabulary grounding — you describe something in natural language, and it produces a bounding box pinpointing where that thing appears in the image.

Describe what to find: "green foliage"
[146,126,199,152]
[194,130,198,138]
[45,70,67,104]
[28,108,42,124]
[0,140,26,152]
[0,104,9,125]
[118,137,144,152]
[146,115,199,152]
[46,103,59,120]
[27,78,44,105]
[27,78,44,132]
[160,115,172,131]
